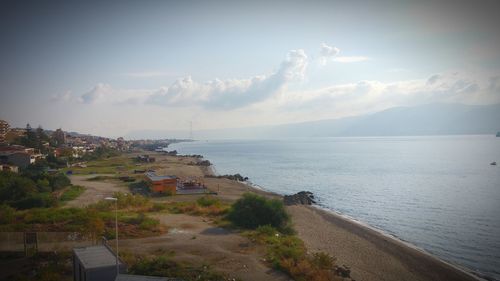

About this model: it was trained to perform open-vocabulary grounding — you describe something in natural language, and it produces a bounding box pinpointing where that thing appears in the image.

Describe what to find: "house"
[73,245,126,281]
[115,274,181,281]
[145,171,177,194]
[0,145,43,168]
[0,164,19,173]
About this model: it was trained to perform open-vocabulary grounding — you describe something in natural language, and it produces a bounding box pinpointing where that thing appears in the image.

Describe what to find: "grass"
[123,252,238,281]
[0,196,164,238]
[59,185,85,202]
[165,196,230,217]
[0,251,73,281]
[244,225,341,281]
[62,155,137,175]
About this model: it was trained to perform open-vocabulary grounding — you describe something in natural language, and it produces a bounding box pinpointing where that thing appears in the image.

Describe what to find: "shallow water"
[171,135,500,280]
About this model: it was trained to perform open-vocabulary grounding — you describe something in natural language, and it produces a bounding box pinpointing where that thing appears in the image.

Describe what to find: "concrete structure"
[0,164,19,173]
[115,274,180,281]
[73,245,126,281]
[0,120,9,143]
[145,171,177,194]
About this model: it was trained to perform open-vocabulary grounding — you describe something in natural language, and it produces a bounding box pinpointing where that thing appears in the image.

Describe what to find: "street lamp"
[105,197,119,275]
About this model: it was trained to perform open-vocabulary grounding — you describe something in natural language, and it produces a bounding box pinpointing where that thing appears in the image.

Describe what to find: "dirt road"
[66,175,129,207]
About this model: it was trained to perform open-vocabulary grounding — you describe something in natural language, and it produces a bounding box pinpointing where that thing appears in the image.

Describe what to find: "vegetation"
[0,199,163,239]
[227,193,291,232]
[63,155,134,175]
[245,225,340,281]
[10,125,51,154]
[166,196,229,217]
[0,169,72,209]
[59,185,85,202]
[127,253,235,281]
[0,251,73,281]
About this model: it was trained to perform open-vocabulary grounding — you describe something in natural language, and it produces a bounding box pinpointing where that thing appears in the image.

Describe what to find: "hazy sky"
[1,0,499,138]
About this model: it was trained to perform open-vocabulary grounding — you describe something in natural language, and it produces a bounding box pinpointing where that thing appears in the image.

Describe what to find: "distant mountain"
[126,103,500,139]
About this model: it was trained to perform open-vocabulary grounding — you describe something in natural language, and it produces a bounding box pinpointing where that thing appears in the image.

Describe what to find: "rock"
[335,265,351,278]
[283,191,316,205]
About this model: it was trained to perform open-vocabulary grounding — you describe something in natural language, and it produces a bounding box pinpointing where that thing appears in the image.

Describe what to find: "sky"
[1,0,500,138]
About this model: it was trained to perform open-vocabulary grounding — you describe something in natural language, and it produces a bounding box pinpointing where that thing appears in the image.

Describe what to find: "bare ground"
[117,213,290,281]
[66,175,129,207]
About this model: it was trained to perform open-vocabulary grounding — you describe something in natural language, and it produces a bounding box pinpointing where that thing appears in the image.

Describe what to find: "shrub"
[129,254,230,281]
[0,204,15,224]
[60,185,85,202]
[227,193,289,231]
[196,196,220,207]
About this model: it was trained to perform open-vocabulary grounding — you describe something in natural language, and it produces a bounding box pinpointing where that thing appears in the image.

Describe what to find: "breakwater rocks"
[205,173,249,181]
[284,191,316,206]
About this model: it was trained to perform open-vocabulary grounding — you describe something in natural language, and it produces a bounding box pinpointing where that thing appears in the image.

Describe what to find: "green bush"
[60,185,85,202]
[0,204,15,224]
[196,196,220,207]
[11,193,57,209]
[227,193,289,231]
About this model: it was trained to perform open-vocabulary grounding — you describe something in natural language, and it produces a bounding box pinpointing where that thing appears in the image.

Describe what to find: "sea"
[170,135,500,280]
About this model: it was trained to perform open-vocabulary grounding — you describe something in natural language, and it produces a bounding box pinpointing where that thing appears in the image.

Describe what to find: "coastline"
[198,153,485,281]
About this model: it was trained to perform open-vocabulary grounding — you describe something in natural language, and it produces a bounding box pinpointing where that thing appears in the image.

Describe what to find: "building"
[0,164,19,173]
[115,274,180,281]
[136,155,155,163]
[0,145,42,168]
[0,120,9,144]
[145,171,177,194]
[73,245,127,281]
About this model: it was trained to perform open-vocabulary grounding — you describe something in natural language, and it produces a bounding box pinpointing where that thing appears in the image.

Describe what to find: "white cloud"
[318,43,369,64]
[333,56,370,63]
[146,49,308,109]
[319,42,340,65]
[79,83,113,104]
[50,91,73,102]
[277,72,499,120]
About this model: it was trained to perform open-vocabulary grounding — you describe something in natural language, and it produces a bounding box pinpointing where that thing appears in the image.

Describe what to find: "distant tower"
[189,121,193,140]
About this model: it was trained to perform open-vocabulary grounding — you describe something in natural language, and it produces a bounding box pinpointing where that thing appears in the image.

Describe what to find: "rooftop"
[73,245,123,269]
[145,171,177,181]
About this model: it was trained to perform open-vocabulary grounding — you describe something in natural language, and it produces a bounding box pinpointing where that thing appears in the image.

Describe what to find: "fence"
[0,232,95,254]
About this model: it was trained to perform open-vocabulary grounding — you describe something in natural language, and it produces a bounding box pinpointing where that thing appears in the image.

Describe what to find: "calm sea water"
[170,135,500,280]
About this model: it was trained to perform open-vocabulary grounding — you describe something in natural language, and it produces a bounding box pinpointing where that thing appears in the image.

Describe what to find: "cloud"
[79,83,113,104]
[146,49,308,109]
[319,43,340,65]
[427,74,441,85]
[333,56,370,63]
[50,91,73,102]
[278,72,499,118]
[318,43,368,64]
[120,71,179,78]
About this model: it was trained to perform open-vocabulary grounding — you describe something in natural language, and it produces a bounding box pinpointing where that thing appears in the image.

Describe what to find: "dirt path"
[66,175,129,207]
[118,213,290,281]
